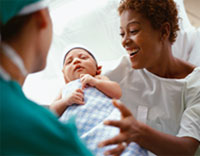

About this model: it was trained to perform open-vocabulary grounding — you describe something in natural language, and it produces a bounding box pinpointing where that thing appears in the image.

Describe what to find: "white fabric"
[60,79,115,137]
[103,55,200,155]
[18,0,49,15]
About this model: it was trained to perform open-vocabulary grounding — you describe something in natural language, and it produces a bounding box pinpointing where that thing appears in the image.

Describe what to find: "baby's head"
[62,47,100,83]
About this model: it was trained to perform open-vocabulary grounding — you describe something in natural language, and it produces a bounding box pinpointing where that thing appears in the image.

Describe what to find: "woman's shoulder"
[173,58,196,79]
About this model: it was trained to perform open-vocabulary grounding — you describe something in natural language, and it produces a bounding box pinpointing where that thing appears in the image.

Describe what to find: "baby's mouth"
[130,49,140,56]
[74,65,83,71]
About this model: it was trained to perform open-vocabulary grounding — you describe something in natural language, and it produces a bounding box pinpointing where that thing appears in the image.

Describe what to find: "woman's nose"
[122,34,131,47]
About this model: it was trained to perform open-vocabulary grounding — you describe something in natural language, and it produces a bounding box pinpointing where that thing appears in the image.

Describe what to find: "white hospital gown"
[104,55,200,155]
[60,79,148,156]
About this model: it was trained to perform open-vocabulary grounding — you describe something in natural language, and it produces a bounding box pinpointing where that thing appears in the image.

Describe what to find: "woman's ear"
[160,22,170,42]
[96,65,102,75]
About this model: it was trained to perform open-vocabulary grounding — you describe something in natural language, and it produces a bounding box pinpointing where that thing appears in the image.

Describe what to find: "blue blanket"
[60,79,148,156]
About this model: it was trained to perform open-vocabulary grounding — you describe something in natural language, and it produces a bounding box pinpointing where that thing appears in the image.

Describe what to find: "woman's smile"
[130,49,140,57]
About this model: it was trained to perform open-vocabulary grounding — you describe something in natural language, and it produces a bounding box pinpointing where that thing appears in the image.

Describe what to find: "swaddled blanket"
[60,79,148,156]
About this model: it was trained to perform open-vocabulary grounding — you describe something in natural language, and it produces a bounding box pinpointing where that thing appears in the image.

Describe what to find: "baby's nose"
[73,57,81,64]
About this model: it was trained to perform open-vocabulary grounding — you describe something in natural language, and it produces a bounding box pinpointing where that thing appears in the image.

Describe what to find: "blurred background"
[184,0,200,28]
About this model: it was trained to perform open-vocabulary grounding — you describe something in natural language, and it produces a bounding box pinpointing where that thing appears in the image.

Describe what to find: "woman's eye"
[130,30,138,34]
[120,33,125,37]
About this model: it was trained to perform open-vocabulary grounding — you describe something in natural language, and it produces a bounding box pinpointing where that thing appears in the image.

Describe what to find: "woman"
[0,0,92,155]
[99,0,200,155]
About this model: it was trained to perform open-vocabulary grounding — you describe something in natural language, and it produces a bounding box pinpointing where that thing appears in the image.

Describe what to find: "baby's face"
[62,49,97,83]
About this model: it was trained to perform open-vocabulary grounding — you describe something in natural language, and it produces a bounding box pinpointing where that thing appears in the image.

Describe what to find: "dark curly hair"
[118,0,180,43]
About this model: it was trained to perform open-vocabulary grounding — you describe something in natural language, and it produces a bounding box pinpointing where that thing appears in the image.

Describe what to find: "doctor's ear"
[96,66,102,75]
[160,22,170,42]
[33,8,49,29]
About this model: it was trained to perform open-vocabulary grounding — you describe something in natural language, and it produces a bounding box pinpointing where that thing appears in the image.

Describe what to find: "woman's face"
[62,49,97,83]
[120,9,163,69]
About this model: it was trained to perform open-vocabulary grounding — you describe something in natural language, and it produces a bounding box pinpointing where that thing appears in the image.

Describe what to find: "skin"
[0,8,52,85]
[120,9,195,78]
[50,49,122,116]
[62,49,99,83]
[98,9,199,155]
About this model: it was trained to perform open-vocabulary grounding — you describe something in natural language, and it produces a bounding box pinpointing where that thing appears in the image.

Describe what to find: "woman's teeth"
[130,52,137,56]
[130,50,139,56]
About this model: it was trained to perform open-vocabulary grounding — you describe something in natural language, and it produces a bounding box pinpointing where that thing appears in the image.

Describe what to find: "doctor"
[99,0,200,155]
[0,0,92,155]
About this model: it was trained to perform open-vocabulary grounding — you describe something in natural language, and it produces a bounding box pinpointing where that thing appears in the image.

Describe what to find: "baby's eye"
[80,55,88,59]
[66,59,72,65]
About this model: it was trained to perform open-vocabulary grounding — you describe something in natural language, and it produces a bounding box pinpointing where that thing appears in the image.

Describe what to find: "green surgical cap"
[0,0,47,25]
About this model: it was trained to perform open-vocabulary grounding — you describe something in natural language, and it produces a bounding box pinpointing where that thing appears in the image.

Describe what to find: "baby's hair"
[63,47,98,66]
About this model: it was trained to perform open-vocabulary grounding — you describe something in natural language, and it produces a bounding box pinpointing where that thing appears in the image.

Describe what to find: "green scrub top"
[0,77,93,156]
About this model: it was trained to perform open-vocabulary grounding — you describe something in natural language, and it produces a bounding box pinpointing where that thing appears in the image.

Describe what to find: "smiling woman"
[98,0,200,155]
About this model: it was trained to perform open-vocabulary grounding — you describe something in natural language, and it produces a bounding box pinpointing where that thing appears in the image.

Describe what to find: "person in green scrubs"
[0,0,93,155]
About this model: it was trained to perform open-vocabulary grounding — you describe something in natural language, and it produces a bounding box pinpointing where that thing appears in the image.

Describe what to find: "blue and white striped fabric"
[60,79,148,156]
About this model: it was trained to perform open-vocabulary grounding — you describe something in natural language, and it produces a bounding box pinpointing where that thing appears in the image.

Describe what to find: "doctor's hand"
[98,100,143,156]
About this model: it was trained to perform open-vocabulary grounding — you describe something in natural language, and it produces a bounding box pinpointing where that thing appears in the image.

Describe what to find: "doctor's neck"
[0,40,36,86]
[0,11,48,86]
[0,16,42,86]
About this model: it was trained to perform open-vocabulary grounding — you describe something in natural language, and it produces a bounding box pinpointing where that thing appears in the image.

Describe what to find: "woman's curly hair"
[118,0,180,43]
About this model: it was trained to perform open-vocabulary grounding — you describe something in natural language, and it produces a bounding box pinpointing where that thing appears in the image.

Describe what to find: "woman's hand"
[98,99,143,156]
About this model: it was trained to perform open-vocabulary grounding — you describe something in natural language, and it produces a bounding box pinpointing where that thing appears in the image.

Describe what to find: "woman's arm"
[139,124,199,155]
[99,100,199,156]
[50,88,84,116]
[80,74,122,99]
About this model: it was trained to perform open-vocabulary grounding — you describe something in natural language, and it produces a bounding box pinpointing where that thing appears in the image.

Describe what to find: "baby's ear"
[96,65,102,75]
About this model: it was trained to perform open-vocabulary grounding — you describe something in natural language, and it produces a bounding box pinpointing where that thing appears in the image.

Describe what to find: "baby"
[50,47,122,116]
[50,47,147,156]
